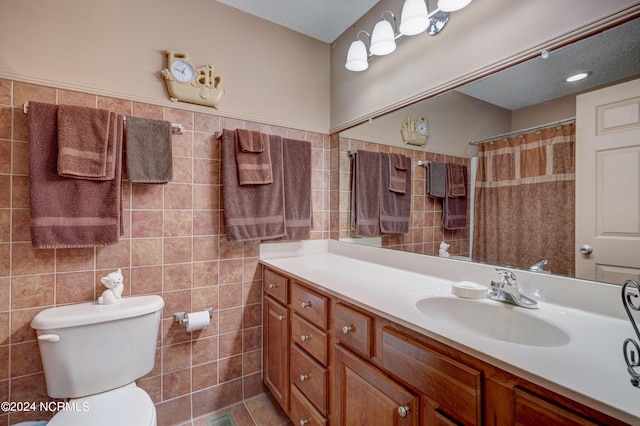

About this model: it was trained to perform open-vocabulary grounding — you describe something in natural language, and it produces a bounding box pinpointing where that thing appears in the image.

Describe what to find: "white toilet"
[31,295,164,426]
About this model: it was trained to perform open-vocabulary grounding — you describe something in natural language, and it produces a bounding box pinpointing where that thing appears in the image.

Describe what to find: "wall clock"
[401,116,429,146]
[161,50,225,109]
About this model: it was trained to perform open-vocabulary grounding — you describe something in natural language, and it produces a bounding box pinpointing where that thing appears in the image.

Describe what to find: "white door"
[575,78,640,283]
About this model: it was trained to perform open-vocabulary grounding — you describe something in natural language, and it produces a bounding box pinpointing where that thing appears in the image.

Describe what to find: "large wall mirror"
[337,16,640,285]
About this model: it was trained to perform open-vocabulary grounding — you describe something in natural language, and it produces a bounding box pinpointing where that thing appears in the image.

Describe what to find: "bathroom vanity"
[260,240,640,425]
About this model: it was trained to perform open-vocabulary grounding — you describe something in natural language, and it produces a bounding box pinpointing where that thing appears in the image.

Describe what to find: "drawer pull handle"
[299,420,309,426]
[268,282,279,289]
[342,325,353,335]
[301,301,312,309]
[299,374,309,382]
[397,405,410,418]
[278,315,286,321]
[300,334,310,342]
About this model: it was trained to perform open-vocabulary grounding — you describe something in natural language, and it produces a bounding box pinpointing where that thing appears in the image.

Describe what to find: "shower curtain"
[473,122,576,276]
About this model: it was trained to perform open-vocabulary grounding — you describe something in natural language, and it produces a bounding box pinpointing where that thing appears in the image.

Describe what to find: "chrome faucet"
[529,259,551,274]
[488,268,538,309]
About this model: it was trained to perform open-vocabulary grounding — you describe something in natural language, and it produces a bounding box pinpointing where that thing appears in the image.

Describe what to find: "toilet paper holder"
[173,308,214,326]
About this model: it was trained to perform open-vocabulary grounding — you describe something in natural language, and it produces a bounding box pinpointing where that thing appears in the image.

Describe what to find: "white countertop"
[259,240,640,425]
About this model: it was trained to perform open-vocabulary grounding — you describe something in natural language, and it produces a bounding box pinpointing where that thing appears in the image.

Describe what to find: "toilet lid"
[47,385,155,426]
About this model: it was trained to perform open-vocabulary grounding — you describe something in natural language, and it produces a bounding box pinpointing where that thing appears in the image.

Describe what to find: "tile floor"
[181,392,291,426]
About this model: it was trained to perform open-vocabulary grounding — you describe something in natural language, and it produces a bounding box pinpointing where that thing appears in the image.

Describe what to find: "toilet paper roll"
[186,310,211,332]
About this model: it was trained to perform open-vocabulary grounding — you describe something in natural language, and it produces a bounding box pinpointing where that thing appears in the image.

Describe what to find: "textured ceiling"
[216,0,381,43]
[456,17,640,110]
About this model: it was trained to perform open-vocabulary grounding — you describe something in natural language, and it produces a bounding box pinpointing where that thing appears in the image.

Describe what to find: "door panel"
[575,78,640,282]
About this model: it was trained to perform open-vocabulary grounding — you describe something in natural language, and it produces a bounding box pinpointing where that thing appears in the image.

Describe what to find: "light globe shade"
[370,19,396,56]
[345,40,369,71]
[400,0,429,36]
[437,0,472,12]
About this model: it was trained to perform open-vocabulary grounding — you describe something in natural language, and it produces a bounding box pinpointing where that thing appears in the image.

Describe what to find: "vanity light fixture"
[346,0,472,71]
[437,0,472,12]
[565,71,591,82]
[400,0,430,36]
[370,11,400,56]
[345,31,371,71]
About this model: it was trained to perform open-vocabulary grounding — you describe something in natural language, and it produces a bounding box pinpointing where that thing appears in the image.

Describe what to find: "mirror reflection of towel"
[380,152,411,233]
[388,153,409,194]
[444,163,468,230]
[428,161,446,197]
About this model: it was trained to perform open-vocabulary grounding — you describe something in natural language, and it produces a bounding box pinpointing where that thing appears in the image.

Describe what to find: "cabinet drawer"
[264,268,288,304]
[334,303,374,358]
[514,387,599,426]
[382,328,482,426]
[290,384,327,426]
[291,344,329,416]
[292,313,329,366]
[291,282,329,330]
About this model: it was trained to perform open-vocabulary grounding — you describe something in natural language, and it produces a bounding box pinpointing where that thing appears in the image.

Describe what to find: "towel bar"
[23,102,184,135]
[345,150,427,166]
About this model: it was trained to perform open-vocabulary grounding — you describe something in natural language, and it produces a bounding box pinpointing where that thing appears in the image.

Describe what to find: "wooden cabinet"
[334,344,419,426]
[382,328,482,425]
[263,295,289,411]
[262,265,628,426]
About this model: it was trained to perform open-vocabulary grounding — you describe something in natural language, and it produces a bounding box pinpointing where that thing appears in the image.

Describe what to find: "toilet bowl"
[47,384,156,426]
[31,295,164,426]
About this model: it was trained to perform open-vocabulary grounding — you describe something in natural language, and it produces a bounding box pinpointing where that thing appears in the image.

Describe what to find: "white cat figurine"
[438,241,451,258]
[98,268,124,305]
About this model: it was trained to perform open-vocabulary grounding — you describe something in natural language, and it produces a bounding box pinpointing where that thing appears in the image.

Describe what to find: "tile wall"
[336,136,470,257]
[0,79,331,426]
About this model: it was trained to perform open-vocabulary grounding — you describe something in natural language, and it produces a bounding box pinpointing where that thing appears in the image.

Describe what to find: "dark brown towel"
[380,152,411,233]
[235,129,273,185]
[351,150,381,237]
[28,102,123,248]
[388,153,409,194]
[444,163,468,230]
[222,129,286,241]
[125,116,173,184]
[428,161,446,197]
[57,105,113,180]
[283,138,313,240]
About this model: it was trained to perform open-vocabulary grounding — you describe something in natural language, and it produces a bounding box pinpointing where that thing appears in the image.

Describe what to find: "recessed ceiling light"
[565,72,591,82]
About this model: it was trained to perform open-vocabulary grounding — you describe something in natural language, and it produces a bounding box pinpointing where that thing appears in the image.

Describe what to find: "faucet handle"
[495,268,517,286]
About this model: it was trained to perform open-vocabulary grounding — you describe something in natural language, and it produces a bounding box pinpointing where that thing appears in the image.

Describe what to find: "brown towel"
[125,116,173,184]
[222,129,286,241]
[447,162,467,197]
[380,152,411,233]
[388,153,409,194]
[428,161,446,197]
[57,104,113,180]
[28,102,124,248]
[283,138,313,240]
[235,129,273,185]
[444,163,468,230]
[236,128,266,152]
[351,150,381,237]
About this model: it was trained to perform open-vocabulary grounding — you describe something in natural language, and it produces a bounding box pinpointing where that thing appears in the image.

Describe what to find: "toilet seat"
[47,385,156,426]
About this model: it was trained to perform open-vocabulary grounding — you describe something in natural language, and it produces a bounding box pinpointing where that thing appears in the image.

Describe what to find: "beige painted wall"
[330,0,640,132]
[0,0,330,133]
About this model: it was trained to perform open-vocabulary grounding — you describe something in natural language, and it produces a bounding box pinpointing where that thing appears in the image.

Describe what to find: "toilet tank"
[31,295,164,398]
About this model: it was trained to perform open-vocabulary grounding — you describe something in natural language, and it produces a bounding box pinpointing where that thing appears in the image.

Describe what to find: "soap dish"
[452,281,488,299]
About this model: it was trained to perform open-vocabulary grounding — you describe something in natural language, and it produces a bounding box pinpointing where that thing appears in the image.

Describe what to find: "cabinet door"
[264,295,289,411]
[334,345,418,426]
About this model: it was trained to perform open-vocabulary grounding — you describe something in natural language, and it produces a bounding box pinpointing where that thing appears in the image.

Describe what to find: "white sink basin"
[414,296,571,347]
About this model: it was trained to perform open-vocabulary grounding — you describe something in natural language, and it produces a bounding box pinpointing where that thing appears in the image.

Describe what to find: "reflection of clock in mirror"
[160,50,225,109]
[401,116,429,146]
